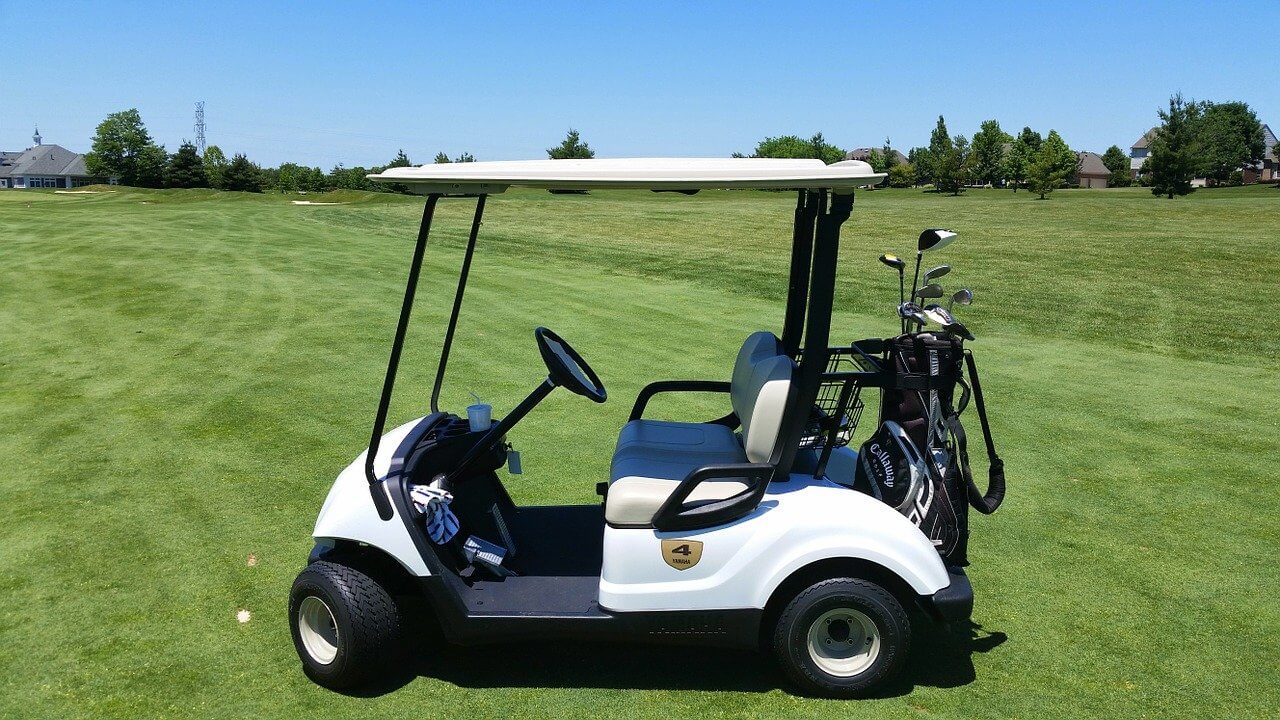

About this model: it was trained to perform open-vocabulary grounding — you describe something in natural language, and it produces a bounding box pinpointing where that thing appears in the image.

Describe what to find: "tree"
[1195,101,1264,183]
[1101,145,1131,187]
[223,154,263,192]
[455,152,475,163]
[907,146,931,186]
[749,133,844,164]
[1148,93,1198,198]
[880,138,899,170]
[1026,144,1069,200]
[85,109,168,187]
[387,149,412,168]
[547,129,595,159]
[203,146,228,189]
[888,163,915,188]
[1041,130,1078,180]
[1003,127,1042,192]
[165,141,208,188]
[927,117,968,195]
[866,148,886,172]
[970,119,1012,187]
[433,152,452,164]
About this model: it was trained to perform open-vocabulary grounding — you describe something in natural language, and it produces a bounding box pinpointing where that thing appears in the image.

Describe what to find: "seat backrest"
[730,332,795,464]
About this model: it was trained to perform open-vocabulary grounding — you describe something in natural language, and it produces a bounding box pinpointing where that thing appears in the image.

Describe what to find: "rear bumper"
[921,566,973,622]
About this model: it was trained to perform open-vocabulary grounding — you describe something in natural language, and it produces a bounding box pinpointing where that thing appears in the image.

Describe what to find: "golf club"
[898,302,929,329]
[910,229,958,310]
[879,254,907,332]
[947,288,973,311]
[914,283,945,303]
[922,303,955,326]
[923,264,951,285]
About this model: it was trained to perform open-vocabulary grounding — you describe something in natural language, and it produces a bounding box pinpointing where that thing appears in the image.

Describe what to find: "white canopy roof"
[368,157,885,195]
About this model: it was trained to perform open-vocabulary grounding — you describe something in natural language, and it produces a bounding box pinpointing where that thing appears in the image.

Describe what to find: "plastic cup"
[467,403,492,432]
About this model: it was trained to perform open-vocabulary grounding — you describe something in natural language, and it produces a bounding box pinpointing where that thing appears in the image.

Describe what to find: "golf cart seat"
[606,331,793,526]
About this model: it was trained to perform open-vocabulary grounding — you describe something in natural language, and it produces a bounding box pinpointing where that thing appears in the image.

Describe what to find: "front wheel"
[772,578,910,698]
[288,561,403,690]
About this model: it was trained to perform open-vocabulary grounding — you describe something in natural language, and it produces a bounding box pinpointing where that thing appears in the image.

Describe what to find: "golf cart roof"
[368,157,885,195]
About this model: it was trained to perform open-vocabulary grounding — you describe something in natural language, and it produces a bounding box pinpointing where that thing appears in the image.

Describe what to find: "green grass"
[1,184,1277,719]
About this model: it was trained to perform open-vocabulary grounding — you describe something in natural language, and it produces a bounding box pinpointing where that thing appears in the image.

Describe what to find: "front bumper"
[921,566,973,622]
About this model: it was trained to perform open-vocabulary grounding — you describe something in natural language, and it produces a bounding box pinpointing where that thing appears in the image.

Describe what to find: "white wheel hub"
[806,607,881,677]
[297,596,339,665]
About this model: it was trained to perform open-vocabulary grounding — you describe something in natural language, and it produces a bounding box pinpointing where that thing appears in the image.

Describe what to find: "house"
[0,128,97,189]
[1129,128,1156,178]
[844,147,908,166]
[1076,151,1110,188]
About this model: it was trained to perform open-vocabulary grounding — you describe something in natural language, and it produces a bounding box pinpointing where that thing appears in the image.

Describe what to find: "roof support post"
[431,195,487,413]
[781,190,821,355]
[774,189,854,477]
[365,194,441,520]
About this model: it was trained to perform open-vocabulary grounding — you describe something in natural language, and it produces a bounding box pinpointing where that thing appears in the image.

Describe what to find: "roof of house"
[1,144,91,177]
[1077,151,1109,177]
[1131,128,1158,150]
[844,147,909,165]
[1264,124,1277,161]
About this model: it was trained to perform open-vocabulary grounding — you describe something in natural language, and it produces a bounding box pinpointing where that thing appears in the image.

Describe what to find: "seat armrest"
[629,380,736,425]
[651,463,774,532]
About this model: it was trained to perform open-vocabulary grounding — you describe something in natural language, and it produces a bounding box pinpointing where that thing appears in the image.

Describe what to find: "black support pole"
[775,189,854,477]
[365,194,440,520]
[781,190,822,355]
[431,194,487,413]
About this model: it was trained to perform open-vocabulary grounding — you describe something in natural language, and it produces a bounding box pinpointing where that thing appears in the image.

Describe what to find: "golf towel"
[409,485,460,544]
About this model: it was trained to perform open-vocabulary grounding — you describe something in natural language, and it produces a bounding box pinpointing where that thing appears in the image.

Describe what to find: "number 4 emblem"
[660,539,704,570]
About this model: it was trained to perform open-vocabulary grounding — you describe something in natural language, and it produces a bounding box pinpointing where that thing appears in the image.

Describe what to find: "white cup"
[467,403,492,432]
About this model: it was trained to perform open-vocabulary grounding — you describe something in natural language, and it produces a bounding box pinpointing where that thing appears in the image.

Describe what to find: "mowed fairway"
[1,184,1278,719]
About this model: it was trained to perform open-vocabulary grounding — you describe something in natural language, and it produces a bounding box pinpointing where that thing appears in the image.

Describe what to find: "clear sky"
[2,2,1275,168]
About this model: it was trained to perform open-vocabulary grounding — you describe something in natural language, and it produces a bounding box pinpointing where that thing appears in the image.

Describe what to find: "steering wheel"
[535,327,607,403]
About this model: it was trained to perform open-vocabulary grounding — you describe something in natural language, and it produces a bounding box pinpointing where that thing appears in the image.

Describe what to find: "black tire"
[288,560,404,690]
[772,577,910,698]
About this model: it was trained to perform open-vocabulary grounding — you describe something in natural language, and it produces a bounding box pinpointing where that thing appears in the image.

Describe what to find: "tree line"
[83,109,485,194]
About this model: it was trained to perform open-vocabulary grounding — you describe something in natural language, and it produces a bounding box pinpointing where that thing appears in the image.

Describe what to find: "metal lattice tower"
[194,102,206,153]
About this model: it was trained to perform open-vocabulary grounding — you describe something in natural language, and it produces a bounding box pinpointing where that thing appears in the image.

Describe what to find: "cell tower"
[194,102,206,153]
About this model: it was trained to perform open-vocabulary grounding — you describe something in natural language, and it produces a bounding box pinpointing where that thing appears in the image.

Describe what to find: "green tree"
[1148,94,1198,198]
[866,148,886,172]
[880,138,899,169]
[907,146,931,186]
[1195,101,1264,183]
[433,152,451,164]
[387,149,412,168]
[547,129,595,159]
[203,146,228,189]
[1003,127,1042,192]
[928,117,968,195]
[165,141,208,188]
[749,133,844,164]
[1041,130,1078,181]
[1101,145,1131,187]
[888,163,915,188]
[970,119,1012,187]
[223,154,263,192]
[455,152,476,163]
[1026,142,1070,200]
[85,109,167,187]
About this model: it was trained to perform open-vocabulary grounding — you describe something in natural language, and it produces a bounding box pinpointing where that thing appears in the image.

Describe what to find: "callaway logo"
[869,442,895,487]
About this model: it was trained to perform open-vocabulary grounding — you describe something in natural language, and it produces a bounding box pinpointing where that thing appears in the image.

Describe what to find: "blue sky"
[2,2,1275,168]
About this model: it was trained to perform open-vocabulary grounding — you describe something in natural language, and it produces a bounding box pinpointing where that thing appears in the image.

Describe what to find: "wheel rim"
[297,596,339,665]
[806,607,881,677]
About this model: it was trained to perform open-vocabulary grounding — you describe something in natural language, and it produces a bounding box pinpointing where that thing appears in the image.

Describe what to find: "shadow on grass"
[344,616,1006,698]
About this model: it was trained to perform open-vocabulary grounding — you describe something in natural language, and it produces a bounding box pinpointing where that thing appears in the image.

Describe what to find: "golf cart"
[289,158,978,698]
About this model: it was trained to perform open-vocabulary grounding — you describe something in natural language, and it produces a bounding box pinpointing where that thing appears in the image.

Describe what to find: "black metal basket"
[799,344,883,453]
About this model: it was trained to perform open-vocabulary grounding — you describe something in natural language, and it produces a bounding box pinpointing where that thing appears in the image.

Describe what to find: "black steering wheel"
[535,327,607,403]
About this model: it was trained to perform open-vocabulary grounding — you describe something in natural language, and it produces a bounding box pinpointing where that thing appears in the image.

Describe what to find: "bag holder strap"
[953,349,1005,514]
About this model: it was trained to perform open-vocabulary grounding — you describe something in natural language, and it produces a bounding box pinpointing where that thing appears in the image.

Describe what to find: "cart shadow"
[345,617,1005,697]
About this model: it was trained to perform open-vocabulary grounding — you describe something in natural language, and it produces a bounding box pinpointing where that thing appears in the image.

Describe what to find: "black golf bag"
[852,332,1005,566]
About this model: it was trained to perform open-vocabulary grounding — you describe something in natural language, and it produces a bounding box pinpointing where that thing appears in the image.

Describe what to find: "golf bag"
[853,332,1005,566]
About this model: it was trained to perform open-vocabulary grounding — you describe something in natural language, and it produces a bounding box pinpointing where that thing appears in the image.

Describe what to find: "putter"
[947,288,973,312]
[910,229,958,309]
[879,254,907,333]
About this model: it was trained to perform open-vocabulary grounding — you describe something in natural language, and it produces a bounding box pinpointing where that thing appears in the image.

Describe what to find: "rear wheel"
[772,578,910,698]
[288,560,403,690]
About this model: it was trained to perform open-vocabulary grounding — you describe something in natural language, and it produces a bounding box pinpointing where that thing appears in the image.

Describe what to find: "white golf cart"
[288,158,973,698]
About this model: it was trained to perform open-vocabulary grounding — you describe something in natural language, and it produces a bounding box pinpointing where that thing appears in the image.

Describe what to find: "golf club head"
[918,228,958,253]
[879,253,906,271]
[945,321,975,341]
[923,264,951,283]
[898,302,929,328]
[950,288,973,307]
[914,283,945,301]
[923,304,956,326]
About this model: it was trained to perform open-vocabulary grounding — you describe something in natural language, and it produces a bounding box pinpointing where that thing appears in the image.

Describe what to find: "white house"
[0,128,97,189]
